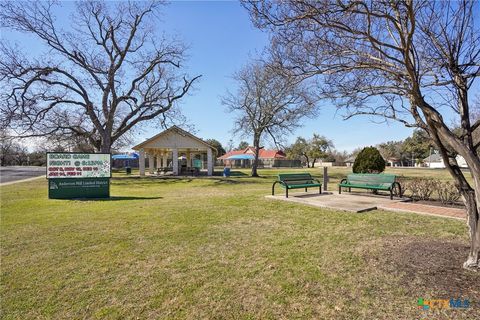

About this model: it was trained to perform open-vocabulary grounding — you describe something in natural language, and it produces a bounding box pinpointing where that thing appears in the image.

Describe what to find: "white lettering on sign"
[47,153,111,179]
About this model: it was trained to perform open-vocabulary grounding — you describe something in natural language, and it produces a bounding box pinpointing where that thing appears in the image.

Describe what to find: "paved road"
[0,166,46,184]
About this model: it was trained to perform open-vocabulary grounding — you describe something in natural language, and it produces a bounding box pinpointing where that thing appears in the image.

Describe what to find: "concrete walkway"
[266,191,466,220]
[378,201,466,221]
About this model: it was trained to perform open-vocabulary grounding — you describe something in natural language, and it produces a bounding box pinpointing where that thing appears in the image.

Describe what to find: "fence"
[216,159,301,168]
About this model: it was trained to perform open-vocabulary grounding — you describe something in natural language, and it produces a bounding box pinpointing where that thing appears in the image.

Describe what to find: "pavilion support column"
[139,149,145,176]
[172,148,179,175]
[186,150,191,168]
[148,153,154,174]
[156,153,162,170]
[207,148,213,176]
[163,153,168,168]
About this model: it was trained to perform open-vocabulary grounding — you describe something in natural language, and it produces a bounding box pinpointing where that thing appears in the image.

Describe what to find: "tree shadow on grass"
[227,171,249,177]
[71,196,163,201]
[111,177,193,186]
[212,178,260,185]
[209,173,271,185]
[110,171,269,186]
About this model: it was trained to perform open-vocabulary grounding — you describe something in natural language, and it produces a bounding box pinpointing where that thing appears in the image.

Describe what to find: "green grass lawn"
[1,168,479,319]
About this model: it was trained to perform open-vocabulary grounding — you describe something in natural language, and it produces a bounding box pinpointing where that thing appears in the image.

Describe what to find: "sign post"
[46,153,111,199]
[323,166,328,192]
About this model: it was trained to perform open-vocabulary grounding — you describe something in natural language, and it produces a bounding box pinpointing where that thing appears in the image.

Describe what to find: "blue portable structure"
[226,154,255,171]
[226,154,255,160]
[112,153,139,173]
[112,153,139,160]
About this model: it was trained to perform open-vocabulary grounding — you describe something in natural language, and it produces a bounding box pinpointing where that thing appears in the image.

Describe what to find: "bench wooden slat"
[338,173,401,200]
[272,173,322,197]
[338,183,391,190]
[278,174,313,181]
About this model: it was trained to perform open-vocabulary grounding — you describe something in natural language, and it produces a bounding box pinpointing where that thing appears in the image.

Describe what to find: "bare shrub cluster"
[437,182,462,205]
[402,178,461,205]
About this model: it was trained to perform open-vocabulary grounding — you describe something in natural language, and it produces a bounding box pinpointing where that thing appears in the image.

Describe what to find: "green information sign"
[46,152,111,199]
[48,178,110,199]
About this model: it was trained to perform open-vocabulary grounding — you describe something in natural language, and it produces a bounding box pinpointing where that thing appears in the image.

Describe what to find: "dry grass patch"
[360,236,480,319]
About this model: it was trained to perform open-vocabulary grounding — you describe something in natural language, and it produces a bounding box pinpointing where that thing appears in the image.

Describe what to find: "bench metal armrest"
[282,181,290,188]
[340,178,347,184]
[272,180,287,195]
[392,181,402,197]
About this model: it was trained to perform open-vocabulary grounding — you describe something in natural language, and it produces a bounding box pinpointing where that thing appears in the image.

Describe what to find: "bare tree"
[243,0,480,270]
[0,129,28,166]
[0,129,16,166]
[0,1,200,152]
[222,61,318,176]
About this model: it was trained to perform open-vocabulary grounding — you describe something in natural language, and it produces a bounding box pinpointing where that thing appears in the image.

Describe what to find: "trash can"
[125,167,132,174]
[223,167,231,177]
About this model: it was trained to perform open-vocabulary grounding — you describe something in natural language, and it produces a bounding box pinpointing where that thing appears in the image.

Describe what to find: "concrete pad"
[265,191,406,213]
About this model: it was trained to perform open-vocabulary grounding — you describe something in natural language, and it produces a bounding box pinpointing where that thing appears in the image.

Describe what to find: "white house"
[423,153,468,168]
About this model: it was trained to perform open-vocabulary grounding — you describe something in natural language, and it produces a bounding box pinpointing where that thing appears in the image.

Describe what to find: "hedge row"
[400,178,461,204]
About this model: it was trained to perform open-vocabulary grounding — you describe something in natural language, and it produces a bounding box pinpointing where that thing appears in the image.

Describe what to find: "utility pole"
[428,147,433,168]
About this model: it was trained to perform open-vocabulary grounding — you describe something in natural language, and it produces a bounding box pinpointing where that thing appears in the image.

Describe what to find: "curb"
[0,176,44,186]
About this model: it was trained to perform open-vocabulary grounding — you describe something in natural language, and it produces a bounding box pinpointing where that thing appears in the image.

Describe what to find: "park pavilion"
[132,126,216,176]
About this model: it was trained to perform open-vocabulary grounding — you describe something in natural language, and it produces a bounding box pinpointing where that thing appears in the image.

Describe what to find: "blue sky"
[158,1,414,152]
[2,1,430,152]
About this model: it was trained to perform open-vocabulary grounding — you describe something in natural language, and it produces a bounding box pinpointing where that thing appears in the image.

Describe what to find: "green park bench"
[338,173,401,200]
[272,173,322,198]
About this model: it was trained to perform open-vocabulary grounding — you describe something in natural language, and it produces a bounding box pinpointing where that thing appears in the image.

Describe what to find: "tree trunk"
[304,155,310,168]
[445,151,480,271]
[444,153,480,271]
[461,155,480,270]
[408,85,480,270]
[251,134,260,177]
[99,133,112,153]
[428,126,480,270]
[463,188,480,270]
[311,158,316,168]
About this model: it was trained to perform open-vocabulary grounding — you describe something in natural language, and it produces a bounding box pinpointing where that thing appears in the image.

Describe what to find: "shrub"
[403,179,418,199]
[353,147,386,173]
[403,178,436,200]
[418,179,438,200]
[437,181,461,204]
[402,178,461,203]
